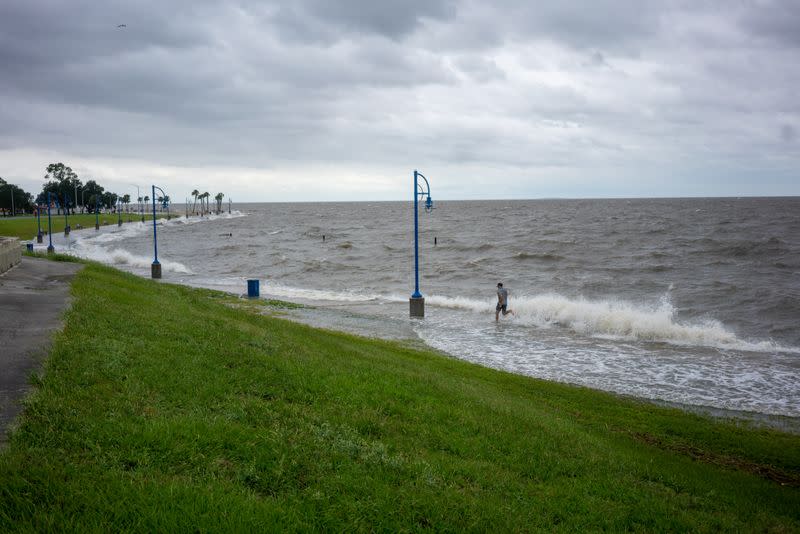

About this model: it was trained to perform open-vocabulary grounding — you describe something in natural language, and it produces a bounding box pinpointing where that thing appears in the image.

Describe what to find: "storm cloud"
[1,0,797,200]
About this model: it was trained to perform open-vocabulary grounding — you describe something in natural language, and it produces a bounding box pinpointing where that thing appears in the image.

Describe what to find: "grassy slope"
[0,213,173,240]
[1,262,798,531]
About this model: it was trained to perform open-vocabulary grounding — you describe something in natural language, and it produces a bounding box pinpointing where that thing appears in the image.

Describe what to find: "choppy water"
[38,198,800,418]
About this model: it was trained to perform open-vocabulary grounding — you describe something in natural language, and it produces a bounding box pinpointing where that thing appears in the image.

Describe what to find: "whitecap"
[424,292,799,354]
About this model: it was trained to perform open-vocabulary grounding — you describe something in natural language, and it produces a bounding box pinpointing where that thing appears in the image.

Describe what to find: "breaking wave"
[425,293,799,354]
[52,211,243,275]
[71,245,193,274]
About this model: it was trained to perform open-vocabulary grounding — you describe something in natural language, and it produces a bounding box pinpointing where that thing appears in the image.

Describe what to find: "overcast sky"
[1,0,798,201]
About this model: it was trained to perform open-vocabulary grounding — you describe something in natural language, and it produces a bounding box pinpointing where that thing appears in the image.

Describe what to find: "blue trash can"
[26,243,34,252]
[247,279,260,298]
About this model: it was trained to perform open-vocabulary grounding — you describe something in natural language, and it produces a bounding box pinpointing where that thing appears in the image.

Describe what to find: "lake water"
[38,198,800,419]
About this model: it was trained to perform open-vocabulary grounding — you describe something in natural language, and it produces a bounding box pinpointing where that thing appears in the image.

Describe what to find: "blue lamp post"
[150,185,168,279]
[139,185,145,223]
[410,170,434,317]
[36,203,43,243]
[63,197,71,236]
[46,192,54,254]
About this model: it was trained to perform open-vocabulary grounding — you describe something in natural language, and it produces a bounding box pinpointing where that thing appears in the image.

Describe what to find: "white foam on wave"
[60,210,248,273]
[195,210,246,221]
[71,210,245,244]
[87,222,150,243]
[425,292,799,354]
[190,277,378,303]
[71,244,193,274]
[260,282,376,303]
[56,215,223,275]
[155,210,247,226]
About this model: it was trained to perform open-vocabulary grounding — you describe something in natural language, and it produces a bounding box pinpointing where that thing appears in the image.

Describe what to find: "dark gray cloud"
[273,0,458,40]
[0,1,205,68]
[738,0,800,47]
[416,0,665,54]
[0,0,798,199]
[506,0,663,50]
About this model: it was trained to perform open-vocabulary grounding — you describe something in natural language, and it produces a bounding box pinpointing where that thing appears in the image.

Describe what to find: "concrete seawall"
[0,237,22,274]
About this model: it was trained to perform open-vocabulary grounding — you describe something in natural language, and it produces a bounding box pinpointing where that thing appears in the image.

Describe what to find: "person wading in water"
[495,282,515,321]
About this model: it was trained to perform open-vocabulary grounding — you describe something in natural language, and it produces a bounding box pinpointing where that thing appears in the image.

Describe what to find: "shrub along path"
[0,260,798,531]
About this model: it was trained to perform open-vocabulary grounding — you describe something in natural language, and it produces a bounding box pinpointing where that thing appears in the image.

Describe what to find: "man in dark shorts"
[495,282,514,321]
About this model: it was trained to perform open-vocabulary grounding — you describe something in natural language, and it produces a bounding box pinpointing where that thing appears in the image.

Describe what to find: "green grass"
[1,261,798,531]
[0,213,174,240]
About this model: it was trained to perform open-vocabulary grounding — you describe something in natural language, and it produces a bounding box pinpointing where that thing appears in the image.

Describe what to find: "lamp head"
[424,196,433,212]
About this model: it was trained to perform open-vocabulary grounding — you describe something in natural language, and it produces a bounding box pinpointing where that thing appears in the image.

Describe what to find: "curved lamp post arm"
[415,172,433,211]
[411,170,434,307]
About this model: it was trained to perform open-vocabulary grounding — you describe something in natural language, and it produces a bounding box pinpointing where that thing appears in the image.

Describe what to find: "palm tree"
[202,192,210,215]
[191,189,199,215]
[214,193,224,214]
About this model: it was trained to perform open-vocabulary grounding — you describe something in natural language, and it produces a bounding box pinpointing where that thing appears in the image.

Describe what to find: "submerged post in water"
[410,170,434,317]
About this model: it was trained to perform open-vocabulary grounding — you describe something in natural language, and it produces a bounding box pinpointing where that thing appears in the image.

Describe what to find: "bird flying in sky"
[117,24,126,28]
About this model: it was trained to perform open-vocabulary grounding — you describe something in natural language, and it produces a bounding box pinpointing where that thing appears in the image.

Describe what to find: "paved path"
[0,256,83,445]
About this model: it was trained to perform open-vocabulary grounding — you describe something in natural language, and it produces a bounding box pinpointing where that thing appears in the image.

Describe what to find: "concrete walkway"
[0,256,83,445]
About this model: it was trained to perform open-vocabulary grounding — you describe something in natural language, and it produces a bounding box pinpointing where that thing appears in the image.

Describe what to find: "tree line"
[0,177,34,215]
[190,190,226,215]
[2,162,228,217]
[0,163,173,216]
[34,162,134,215]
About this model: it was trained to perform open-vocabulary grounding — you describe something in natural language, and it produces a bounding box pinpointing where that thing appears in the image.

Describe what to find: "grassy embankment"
[1,260,799,531]
[0,213,174,241]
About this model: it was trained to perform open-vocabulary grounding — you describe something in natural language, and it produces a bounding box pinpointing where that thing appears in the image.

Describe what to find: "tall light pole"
[130,185,138,222]
[95,195,100,230]
[150,185,168,279]
[63,196,70,236]
[131,184,142,222]
[46,192,54,254]
[36,202,43,243]
[410,170,434,317]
